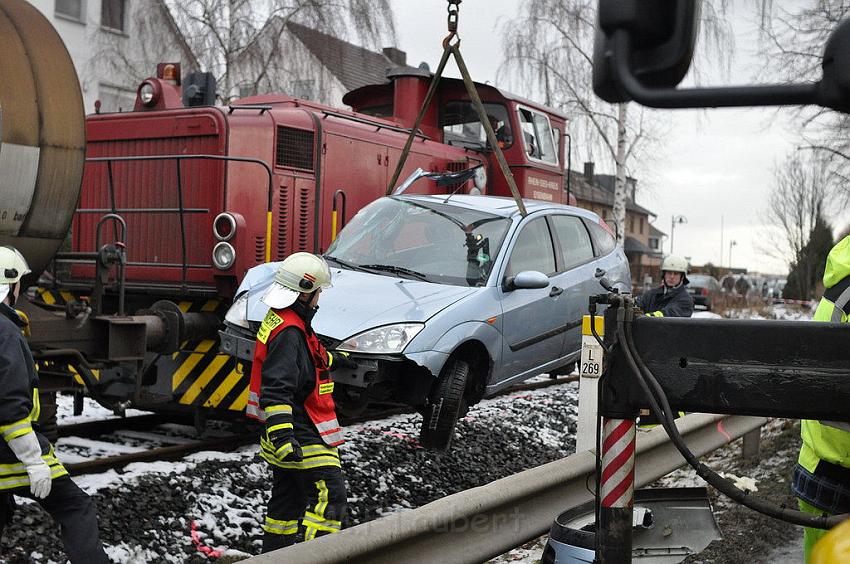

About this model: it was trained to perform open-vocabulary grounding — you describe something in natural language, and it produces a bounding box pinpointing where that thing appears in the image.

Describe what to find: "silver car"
[222,193,630,450]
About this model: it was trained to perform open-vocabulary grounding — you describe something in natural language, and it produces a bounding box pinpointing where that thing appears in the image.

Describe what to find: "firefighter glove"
[329,350,357,371]
[7,432,52,499]
[268,428,302,462]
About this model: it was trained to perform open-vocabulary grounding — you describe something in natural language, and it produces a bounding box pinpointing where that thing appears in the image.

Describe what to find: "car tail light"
[701,288,708,296]
[213,213,236,241]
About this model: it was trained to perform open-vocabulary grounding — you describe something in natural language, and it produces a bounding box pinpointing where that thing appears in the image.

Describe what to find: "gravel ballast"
[1,381,579,562]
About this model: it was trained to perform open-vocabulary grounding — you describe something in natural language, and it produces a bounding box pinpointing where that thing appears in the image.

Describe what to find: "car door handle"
[549,286,563,297]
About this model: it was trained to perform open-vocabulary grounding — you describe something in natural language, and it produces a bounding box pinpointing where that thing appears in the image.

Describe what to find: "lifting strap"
[385,0,527,217]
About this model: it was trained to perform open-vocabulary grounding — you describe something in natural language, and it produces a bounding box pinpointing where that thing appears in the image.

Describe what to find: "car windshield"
[325,197,511,287]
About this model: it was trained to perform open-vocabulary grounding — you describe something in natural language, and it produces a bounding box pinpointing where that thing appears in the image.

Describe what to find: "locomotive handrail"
[331,189,347,241]
[320,109,429,139]
[228,104,272,114]
[83,155,275,289]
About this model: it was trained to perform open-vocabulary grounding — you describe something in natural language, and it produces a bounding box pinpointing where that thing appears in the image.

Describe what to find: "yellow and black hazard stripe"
[164,300,249,412]
[33,287,77,307]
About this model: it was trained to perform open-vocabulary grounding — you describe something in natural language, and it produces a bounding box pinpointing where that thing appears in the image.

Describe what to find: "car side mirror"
[504,270,550,291]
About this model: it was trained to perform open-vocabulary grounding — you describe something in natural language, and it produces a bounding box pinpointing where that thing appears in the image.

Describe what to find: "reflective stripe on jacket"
[248,308,344,447]
[0,303,68,489]
[799,236,850,474]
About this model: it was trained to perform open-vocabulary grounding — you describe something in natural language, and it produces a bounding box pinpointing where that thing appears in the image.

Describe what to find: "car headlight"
[337,323,424,354]
[212,241,235,269]
[224,292,249,329]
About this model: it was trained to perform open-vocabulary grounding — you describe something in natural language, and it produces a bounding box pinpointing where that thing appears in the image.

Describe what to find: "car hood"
[233,263,477,340]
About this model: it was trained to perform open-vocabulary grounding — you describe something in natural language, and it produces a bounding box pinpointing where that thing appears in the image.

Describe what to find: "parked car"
[767,278,787,301]
[687,274,721,310]
[221,177,631,451]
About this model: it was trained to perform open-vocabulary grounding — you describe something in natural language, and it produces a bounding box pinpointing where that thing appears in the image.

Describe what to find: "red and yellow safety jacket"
[247,307,344,449]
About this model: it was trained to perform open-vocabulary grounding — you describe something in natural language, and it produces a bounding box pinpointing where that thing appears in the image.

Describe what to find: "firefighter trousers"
[262,464,347,553]
[0,476,108,563]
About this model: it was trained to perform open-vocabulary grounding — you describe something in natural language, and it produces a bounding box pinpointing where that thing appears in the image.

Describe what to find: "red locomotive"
[26,62,573,421]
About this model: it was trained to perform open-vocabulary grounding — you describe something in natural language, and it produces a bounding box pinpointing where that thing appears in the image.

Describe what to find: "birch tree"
[500,0,732,244]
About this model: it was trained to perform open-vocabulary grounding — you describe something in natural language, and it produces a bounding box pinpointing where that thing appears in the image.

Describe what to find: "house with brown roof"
[569,162,664,288]
[232,20,413,107]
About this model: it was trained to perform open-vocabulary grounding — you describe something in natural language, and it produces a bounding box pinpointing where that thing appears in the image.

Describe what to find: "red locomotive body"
[33,65,573,418]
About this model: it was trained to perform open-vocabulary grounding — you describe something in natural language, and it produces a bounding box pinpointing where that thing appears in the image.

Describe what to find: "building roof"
[155,0,201,70]
[287,22,412,91]
[624,236,654,254]
[649,223,666,238]
[567,170,655,216]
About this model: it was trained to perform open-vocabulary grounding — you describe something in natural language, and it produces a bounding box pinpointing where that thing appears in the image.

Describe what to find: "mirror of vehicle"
[505,270,549,291]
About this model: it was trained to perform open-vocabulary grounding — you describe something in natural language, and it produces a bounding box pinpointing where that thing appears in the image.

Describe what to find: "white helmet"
[261,252,332,309]
[0,246,31,284]
[661,255,689,285]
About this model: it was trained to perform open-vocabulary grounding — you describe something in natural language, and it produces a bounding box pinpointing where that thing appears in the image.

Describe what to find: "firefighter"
[0,246,108,563]
[791,235,850,563]
[635,255,694,318]
[246,252,355,552]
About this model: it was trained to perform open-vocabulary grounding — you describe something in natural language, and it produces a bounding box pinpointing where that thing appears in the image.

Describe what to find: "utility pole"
[720,214,724,267]
[729,239,737,268]
[670,215,687,254]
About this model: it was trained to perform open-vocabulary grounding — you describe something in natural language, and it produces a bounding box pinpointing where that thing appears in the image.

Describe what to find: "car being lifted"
[220,169,631,450]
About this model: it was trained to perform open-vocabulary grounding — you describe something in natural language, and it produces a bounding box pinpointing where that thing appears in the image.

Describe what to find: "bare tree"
[499,0,733,244]
[757,1,850,205]
[97,0,396,104]
[174,0,395,102]
[765,153,833,299]
[87,1,201,111]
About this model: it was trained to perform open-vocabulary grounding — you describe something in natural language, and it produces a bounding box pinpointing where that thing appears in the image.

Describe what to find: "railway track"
[58,416,257,476]
[57,374,579,476]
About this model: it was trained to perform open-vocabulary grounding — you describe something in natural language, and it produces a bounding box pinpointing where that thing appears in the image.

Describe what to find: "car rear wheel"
[419,358,469,451]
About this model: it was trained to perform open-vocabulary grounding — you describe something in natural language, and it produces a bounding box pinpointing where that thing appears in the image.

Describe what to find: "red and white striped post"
[598,417,637,563]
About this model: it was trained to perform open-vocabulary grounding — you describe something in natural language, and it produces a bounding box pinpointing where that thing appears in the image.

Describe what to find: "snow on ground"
[56,395,152,424]
[4,378,581,562]
[6,304,809,562]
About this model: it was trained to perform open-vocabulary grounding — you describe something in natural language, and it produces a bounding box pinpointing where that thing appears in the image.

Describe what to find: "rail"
[246,412,766,563]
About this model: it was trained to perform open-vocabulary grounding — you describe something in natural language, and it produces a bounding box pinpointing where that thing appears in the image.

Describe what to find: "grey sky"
[390,0,849,275]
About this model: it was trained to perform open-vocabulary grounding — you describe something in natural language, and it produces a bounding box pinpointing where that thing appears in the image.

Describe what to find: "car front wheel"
[419,358,469,451]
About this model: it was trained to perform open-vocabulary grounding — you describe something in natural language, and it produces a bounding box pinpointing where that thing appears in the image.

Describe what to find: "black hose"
[619,303,849,530]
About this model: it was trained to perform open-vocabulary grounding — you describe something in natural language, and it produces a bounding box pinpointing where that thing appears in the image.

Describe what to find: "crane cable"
[385,0,527,217]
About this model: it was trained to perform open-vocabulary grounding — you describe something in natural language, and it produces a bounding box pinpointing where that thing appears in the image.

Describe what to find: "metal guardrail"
[246,413,766,563]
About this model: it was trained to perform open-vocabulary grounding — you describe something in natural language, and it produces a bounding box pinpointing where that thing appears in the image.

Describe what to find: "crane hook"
[444,0,461,48]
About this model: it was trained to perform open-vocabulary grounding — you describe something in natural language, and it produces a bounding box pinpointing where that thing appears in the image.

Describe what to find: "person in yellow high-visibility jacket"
[791,236,850,562]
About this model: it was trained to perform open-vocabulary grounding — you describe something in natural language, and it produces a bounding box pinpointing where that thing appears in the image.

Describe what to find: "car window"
[549,215,594,270]
[505,217,556,277]
[325,198,511,287]
[582,218,617,256]
[441,101,513,150]
[518,107,558,165]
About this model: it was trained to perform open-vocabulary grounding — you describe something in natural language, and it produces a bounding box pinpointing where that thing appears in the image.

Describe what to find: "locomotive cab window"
[441,102,513,150]
[518,106,558,166]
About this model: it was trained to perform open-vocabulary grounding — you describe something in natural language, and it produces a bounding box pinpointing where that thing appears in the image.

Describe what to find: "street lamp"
[670,215,687,254]
[729,240,738,268]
